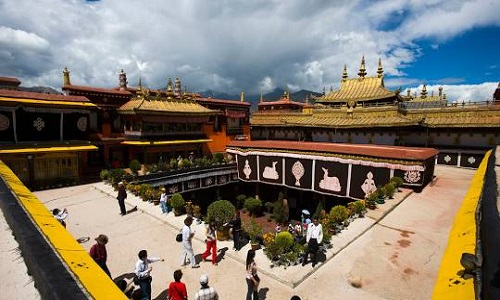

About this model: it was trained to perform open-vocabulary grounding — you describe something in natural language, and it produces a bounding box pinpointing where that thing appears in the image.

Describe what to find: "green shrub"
[108,168,126,184]
[129,159,141,174]
[213,152,224,163]
[383,183,396,199]
[275,231,294,250]
[244,218,263,243]
[207,200,236,230]
[236,194,247,209]
[169,158,178,169]
[273,192,287,223]
[390,176,404,189]
[244,197,262,217]
[352,200,366,215]
[99,169,109,181]
[170,193,185,210]
[329,205,349,225]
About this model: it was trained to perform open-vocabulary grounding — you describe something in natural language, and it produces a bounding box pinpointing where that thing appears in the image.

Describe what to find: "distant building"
[251,57,500,169]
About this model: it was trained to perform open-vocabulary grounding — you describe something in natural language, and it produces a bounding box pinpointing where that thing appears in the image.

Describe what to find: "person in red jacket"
[168,269,188,300]
[89,234,111,277]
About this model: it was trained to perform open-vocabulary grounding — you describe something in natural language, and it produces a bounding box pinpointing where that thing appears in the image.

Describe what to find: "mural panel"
[437,152,458,166]
[394,169,424,186]
[459,153,483,168]
[284,158,312,190]
[237,155,258,181]
[16,108,60,141]
[314,160,349,196]
[259,155,282,184]
[0,111,14,142]
[350,165,390,199]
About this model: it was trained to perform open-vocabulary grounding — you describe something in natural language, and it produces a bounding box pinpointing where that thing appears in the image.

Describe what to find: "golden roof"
[251,105,500,128]
[118,98,216,115]
[316,76,396,102]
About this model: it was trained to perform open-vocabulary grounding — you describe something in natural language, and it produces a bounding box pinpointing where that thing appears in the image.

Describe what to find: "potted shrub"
[139,184,152,201]
[99,169,109,183]
[192,204,201,219]
[352,200,367,217]
[384,182,396,199]
[129,159,141,175]
[206,200,236,240]
[170,193,186,216]
[244,197,262,217]
[390,176,404,192]
[169,158,178,170]
[367,192,378,209]
[244,218,263,250]
[236,194,247,209]
[375,186,385,204]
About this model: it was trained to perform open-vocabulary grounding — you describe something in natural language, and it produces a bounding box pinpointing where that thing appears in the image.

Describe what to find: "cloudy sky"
[1,0,499,102]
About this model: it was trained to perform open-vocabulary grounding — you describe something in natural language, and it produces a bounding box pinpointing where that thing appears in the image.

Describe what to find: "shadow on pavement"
[153,289,168,300]
[258,287,270,299]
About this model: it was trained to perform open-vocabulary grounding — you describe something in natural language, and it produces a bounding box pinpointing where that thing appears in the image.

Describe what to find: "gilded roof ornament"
[166,77,173,92]
[342,64,348,82]
[358,56,367,78]
[407,89,411,97]
[421,84,427,99]
[119,69,127,91]
[63,67,71,86]
[377,58,384,78]
[240,91,245,102]
[260,92,263,103]
[174,77,181,95]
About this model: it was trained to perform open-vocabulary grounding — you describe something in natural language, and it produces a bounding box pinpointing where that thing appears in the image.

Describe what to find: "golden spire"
[174,77,181,95]
[421,84,427,99]
[377,58,384,78]
[63,67,71,86]
[138,78,142,91]
[407,89,410,97]
[358,56,367,78]
[342,64,348,81]
[260,92,263,103]
[240,91,245,102]
[330,86,333,93]
[166,77,173,92]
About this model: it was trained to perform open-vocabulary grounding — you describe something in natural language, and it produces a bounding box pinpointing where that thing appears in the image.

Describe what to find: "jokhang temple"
[0,58,499,200]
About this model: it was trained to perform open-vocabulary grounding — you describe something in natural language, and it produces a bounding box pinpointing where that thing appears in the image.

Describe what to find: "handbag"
[176,233,182,242]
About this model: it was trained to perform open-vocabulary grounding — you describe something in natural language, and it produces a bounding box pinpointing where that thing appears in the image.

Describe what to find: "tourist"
[89,234,111,277]
[294,222,302,236]
[201,221,218,265]
[52,208,68,228]
[226,210,242,251]
[181,216,199,268]
[134,249,164,300]
[302,217,323,267]
[159,187,169,214]
[245,249,260,300]
[194,274,219,300]
[168,269,188,300]
[117,181,127,216]
[275,223,282,235]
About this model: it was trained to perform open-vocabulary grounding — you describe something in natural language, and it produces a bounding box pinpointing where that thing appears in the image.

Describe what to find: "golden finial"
[342,64,348,81]
[358,56,367,78]
[377,58,383,78]
[240,91,245,102]
[407,89,411,97]
[260,92,263,103]
[138,78,142,91]
[421,84,427,99]
[166,77,173,92]
[63,67,71,86]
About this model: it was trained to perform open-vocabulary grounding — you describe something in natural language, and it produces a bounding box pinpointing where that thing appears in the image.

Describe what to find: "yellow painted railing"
[432,150,491,299]
[0,161,126,300]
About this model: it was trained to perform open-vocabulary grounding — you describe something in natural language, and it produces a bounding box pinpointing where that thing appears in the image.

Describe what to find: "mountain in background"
[19,86,62,94]
[197,87,322,109]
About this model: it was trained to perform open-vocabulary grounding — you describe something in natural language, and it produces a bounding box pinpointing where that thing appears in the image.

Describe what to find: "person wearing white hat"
[194,274,219,300]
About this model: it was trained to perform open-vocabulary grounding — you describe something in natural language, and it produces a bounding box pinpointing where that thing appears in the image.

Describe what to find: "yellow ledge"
[432,150,491,299]
[122,138,212,146]
[0,145,98,154]
[0,160,126,300]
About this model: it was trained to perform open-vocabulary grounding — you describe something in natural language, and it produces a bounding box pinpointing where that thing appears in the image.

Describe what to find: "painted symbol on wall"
[169,185,179,193]
[361,171,377,198]
[404,171,421,183]
[77,116,87,131]
[291,160,305,186]
[467,156,476,165]
[444,155,451,163]
[205,177,213,185]
[319,167,341,192]
[243,159,252,179]
[33,117,45,131]
[262,161,279,180]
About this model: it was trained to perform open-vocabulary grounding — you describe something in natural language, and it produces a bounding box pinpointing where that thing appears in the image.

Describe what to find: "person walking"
[302,217,323,267]
[89,234,111,277]
[168,269,188,300]
[117,181,127,216]
[227,210,242,251]
[159,187,169,214]
[194,274,219,300]
[245,249,260,300]
[201,221,218,265]
[134,249,164,300]
[180,216,199,268]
